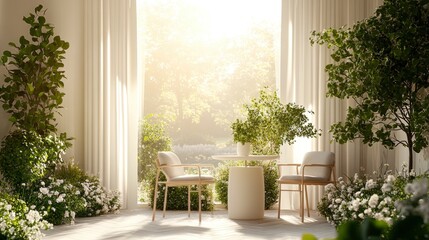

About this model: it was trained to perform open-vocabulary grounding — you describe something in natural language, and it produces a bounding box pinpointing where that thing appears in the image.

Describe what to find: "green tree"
[311,0,429,171]
[0,4,69,136]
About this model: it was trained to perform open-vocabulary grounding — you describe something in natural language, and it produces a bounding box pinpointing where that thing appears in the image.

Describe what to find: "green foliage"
[0,130,69,189]
[0,192,52,239]
[336,218,389,240]
[138,114,171,202]
[138,114,172,182]
[215,160,279,210]
[232,88,320,154]
[310,0,429,170]
[0,4,69,136]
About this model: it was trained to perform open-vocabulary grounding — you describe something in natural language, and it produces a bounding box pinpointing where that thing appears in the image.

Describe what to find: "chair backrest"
[157,151,185,180]
[301,151,335,181]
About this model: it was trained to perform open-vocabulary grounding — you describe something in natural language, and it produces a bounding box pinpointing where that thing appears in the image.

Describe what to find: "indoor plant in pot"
[231,119,256,156]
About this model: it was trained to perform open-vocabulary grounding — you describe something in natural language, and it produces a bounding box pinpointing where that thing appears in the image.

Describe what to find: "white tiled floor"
[43,207,336,240]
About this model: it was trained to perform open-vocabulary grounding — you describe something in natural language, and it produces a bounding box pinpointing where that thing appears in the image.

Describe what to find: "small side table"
[212,155,279,220]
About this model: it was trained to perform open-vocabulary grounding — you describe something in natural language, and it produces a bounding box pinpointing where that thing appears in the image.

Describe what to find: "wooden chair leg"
[300,184,304,223]
[163,186,168,218]
[277,183,282,219]
[305,185,310,217]
[152,170,160,221]
[188,185,191,218]
[198,184,202,223]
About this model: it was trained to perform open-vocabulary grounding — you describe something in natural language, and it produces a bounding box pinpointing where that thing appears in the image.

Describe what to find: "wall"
[0,0,85,167]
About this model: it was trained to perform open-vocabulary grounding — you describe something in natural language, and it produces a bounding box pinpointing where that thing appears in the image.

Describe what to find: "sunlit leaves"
[311,0,429,170]
[232,88,320,155]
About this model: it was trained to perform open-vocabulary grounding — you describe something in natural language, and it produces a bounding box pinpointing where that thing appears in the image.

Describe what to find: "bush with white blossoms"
[52,162,121,217]
[19,177,86,225]
[0,193,52,240]
[395,177,429,224]
[76,178,121,217]
[318,164,411,227]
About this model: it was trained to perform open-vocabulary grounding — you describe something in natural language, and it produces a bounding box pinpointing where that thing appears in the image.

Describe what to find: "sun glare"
[196,0,280,40]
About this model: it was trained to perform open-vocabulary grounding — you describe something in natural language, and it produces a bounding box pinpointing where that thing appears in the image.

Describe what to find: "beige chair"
[152,151,215,222]
[277,151,336,222]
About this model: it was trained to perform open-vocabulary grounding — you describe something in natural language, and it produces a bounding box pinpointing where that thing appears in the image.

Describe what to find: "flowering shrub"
[19,177,85,225]
[0,193,52,240]
[77,178,121,217]
[318,164,411,226]
[53,162,121,217]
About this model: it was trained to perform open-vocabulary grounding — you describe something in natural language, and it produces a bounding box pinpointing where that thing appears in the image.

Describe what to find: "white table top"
[212,155,279,161]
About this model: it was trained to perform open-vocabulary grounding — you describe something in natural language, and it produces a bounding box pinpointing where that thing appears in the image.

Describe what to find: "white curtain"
[84,0,141,209]
[278,0,385,210]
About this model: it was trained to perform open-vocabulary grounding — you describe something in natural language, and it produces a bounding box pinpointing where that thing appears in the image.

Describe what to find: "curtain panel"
[84,0,140,209]
[278,0,385,210]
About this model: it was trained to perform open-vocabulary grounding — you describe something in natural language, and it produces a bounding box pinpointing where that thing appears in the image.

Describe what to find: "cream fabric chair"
[152,151,215,222]
[277,151,336,222]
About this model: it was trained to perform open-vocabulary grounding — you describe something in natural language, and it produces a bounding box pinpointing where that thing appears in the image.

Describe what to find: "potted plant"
[231,119,257,156]
[231,87,320,155]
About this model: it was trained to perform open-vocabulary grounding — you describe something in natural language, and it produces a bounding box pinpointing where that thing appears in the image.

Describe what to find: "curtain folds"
[279,0,385,210]
[84,0,140,209]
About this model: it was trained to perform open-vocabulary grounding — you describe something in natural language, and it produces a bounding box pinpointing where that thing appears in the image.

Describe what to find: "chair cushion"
[170,175,215,183]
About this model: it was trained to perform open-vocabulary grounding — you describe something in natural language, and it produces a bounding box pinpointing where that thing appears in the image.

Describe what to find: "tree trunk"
[408,133,413,172]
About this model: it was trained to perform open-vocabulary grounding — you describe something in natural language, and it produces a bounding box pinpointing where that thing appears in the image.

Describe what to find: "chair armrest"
[301,164,335,180]
[277,163,301,167]
[277,163,301,175]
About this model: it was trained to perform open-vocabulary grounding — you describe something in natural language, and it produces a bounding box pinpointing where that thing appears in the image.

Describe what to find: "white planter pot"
[237,142,251,156]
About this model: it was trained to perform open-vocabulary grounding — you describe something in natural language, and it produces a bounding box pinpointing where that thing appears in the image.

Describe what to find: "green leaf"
[38,16,46,25]
[35,5,43,13]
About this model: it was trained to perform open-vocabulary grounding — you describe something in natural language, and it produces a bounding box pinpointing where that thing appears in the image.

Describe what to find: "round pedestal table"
[212,155,279,220]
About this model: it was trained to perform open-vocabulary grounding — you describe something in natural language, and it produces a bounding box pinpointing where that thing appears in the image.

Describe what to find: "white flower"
[9,211,16,220]
[369,194,379,208]
[382,183,392,193]
[386,175,395,183]
[39,187,49,195]
[335,198,342,204]
[365,179,377,189]
[5,204,12,211]
[26,210,42,224]
[56,195,64,203]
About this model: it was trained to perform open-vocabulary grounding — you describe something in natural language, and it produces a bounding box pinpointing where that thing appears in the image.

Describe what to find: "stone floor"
[43,207,336,240]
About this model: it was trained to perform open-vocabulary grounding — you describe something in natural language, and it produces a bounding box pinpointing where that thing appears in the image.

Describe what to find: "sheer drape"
[278,0,385,210]
[84,0,140,209]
